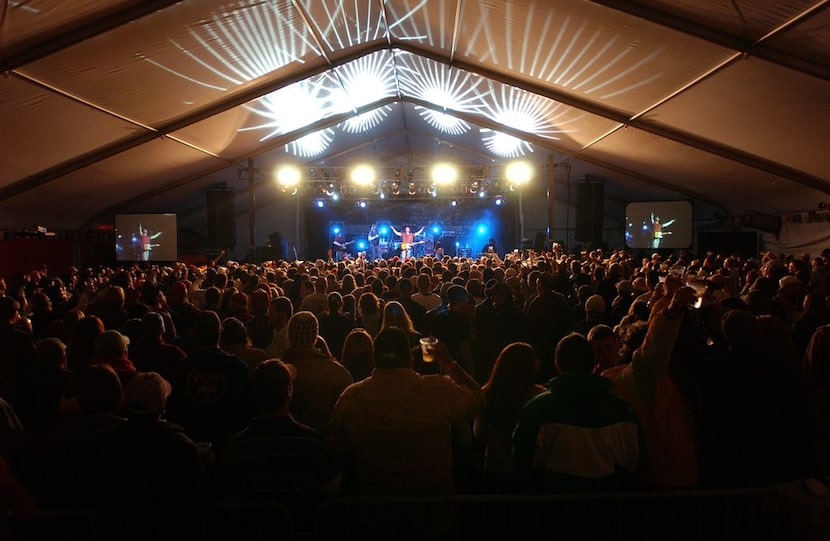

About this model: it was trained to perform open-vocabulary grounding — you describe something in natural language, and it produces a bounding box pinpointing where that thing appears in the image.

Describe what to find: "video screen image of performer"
[651,212,676,249]
[139,224,162,261]
[391,225,425,259]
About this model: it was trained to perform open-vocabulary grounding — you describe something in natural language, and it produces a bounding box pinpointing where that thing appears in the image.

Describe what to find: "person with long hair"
[340,328,374,382]
[379,301,421,348]
[340,274,356,296]
[474,342,546,492]
[356,292,382,337]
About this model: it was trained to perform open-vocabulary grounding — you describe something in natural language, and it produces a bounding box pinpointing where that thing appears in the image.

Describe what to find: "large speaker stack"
[574,178,604,246]
[206,187,236,250]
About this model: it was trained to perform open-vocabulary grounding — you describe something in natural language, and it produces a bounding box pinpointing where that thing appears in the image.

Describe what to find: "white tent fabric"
[0,0,828,244]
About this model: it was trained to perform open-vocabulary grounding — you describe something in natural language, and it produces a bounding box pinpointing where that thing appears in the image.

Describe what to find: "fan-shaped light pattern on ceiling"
[395,52,585,154]
[239,52,398,156]
[240,77,335,157]
[459,1,666,101]
[142,0,317,90]
[478,82,585,157]
[383,0,451,45]
[327,51,397,133]
[285,129,336,158]
[396,52,480,136]
[300,0,389,51]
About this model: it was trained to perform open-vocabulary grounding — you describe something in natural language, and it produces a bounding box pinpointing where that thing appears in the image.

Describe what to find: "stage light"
[331,224,343,235]
[494,196,504,206]
[476,223,488,236]
[314,199,325,208]
[357,199,368,208]
[430,223,443,236]
[478,190,486,198]
[450,199,458,207]
[356,240,368,251]
[351,165,375,186]
[276,165,301,188]
[431,163,458,185]
[378,225,390,236]
[506,161,533,185]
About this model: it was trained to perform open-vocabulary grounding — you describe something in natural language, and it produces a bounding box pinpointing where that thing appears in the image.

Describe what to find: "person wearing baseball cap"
[113,371,205,507]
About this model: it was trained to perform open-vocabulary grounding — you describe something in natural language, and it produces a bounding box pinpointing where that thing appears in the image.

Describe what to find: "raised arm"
[390,226,402,237]
[413,226,425,237]
[631,278,696,396]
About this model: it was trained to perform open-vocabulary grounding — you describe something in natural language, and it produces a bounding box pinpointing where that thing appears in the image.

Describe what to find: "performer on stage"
[139,224,162,261]
[368,223,380,260]
[332,233,351,261]
[483,237,497,256]
[391,224,424,259]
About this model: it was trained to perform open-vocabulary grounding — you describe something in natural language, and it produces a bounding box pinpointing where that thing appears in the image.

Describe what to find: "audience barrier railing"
[7,486,814,541]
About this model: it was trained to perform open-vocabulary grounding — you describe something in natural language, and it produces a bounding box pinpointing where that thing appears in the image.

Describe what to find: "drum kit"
[369,239,431,258]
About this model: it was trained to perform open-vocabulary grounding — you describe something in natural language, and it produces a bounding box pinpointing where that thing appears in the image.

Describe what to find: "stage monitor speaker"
[206,188,236,250]
[574,179,604,244]
[440,236,455,256]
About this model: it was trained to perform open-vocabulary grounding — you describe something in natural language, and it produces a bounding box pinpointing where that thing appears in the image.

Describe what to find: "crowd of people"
[0,245,829,536]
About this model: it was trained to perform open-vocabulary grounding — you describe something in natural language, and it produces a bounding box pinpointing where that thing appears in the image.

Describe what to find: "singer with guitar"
[391,224,425,259]
[650,212,676,249]
[139,224,162,261]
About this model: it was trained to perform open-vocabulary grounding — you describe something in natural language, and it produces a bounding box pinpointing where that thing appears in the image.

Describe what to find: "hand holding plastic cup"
[420,336,438,363]
[669,265,686,279]
[687,279,708,309]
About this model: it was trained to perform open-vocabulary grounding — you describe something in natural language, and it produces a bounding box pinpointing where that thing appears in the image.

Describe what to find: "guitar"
[143,243,161,250]
[333,240,356,249]
[400,240,426,250]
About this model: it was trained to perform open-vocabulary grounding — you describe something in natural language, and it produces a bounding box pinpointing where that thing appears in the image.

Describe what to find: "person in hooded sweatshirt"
[513,332,646,494]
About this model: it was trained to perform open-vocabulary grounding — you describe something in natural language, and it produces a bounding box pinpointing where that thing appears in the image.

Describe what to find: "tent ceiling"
[0,0,828,231]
